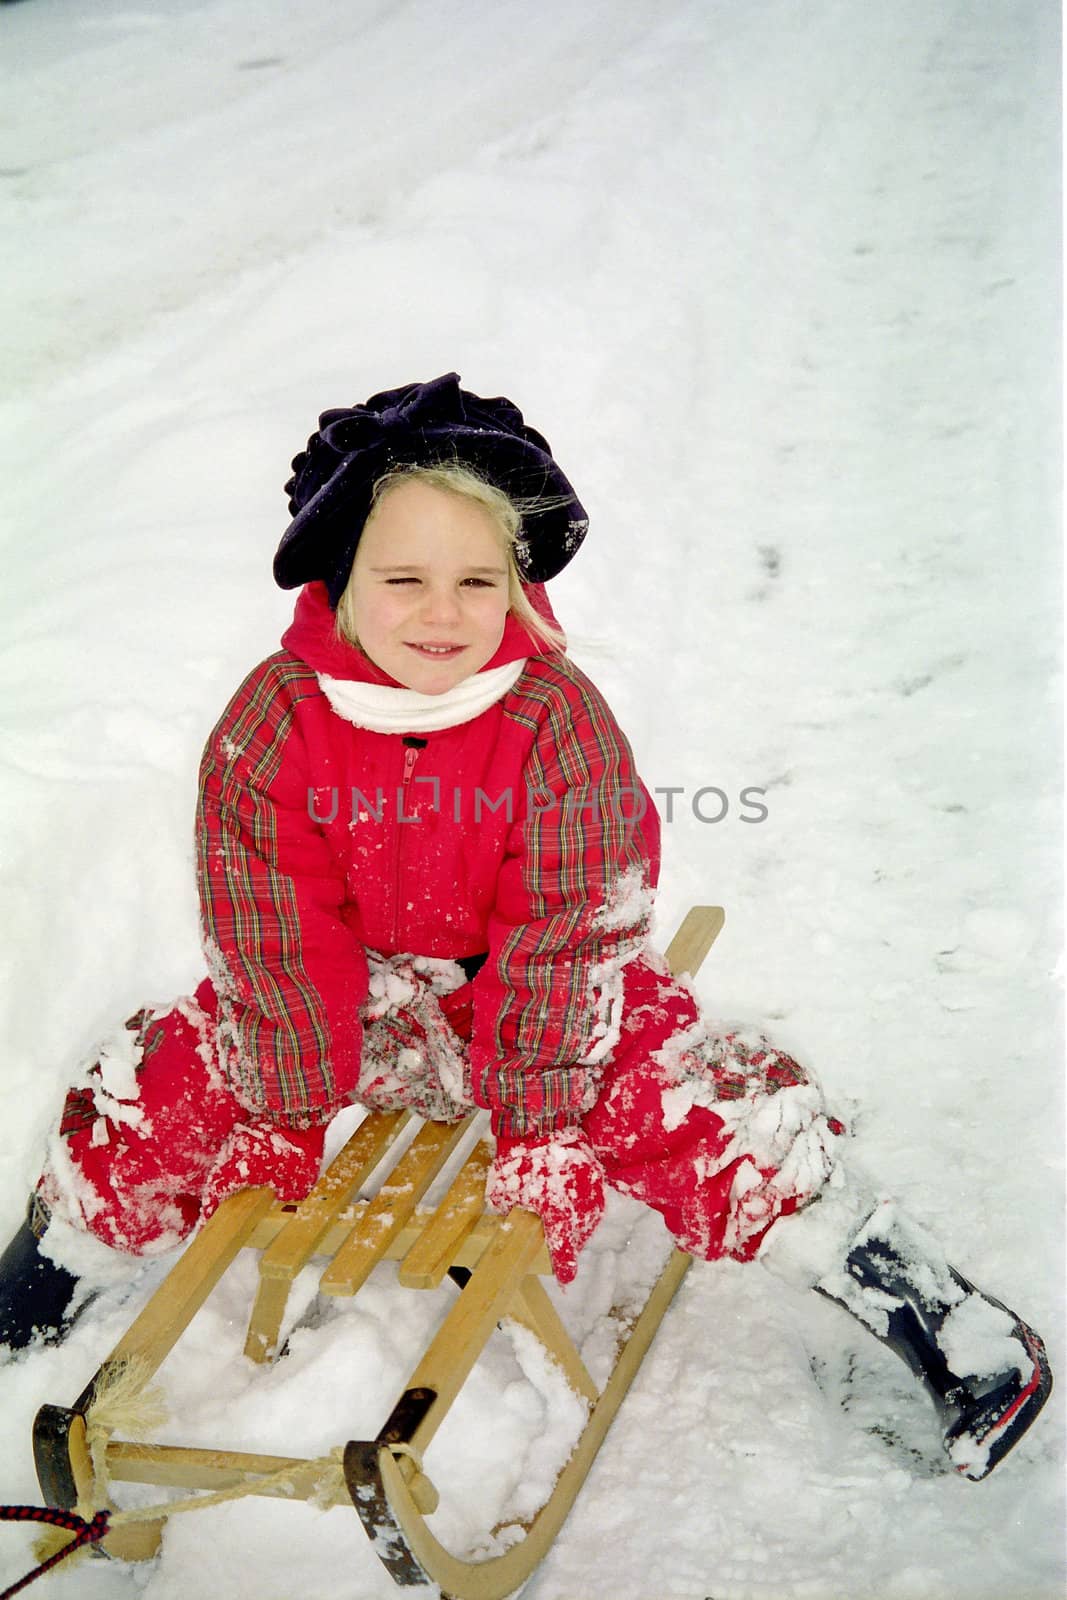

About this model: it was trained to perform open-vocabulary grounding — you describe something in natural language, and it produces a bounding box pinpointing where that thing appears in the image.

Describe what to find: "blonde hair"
[334,461,567,656]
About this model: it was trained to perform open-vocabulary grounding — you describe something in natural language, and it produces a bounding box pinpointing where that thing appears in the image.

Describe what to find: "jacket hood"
[280,580,564,686]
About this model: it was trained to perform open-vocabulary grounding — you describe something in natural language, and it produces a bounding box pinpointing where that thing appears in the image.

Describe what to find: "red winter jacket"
[196,583,660,1139]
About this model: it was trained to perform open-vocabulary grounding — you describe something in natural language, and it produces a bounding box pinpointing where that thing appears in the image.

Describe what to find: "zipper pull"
[397,739,422,824]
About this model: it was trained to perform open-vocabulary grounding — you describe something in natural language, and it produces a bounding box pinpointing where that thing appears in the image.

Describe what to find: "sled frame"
[33,905,724,1598]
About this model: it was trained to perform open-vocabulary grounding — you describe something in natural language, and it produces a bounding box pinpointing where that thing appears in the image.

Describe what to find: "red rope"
[0,1505,111,1597]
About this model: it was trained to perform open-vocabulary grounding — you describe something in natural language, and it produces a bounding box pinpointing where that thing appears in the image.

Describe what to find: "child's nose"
[420,586,461,625]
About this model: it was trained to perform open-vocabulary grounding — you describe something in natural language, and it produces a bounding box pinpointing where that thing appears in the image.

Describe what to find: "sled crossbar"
[32,905,724,1599]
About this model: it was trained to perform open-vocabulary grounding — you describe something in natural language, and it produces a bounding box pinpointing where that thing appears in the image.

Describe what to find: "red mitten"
[201,1121,325,1218]
[486,1127,606,1285]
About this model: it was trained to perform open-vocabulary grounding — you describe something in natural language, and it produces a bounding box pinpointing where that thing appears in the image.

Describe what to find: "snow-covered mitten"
[200,1121,325,1217]
[486,1127,606,1285]
[689,1027,844,1136]
[358,955,473,1123]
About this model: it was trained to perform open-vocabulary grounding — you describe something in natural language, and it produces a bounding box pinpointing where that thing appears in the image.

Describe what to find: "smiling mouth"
[406,643,465,658]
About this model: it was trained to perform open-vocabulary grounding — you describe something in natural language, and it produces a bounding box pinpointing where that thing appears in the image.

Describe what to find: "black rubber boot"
[0,1196,84,1353]
[817,1206,1052,1480]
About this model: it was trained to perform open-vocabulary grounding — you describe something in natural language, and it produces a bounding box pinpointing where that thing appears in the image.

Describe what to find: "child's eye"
[461,577,499,589]
[385,577,420,586]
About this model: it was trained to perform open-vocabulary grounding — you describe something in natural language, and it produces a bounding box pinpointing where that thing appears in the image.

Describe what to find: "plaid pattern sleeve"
[471,659,661,1139]
[196,653,368,1127]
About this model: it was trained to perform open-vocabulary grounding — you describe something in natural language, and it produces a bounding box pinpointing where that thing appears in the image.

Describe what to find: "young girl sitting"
[0,373,1050,1484]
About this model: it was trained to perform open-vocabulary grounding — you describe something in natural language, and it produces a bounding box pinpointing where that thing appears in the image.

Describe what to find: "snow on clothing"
[44,964,839,1261]
[41,581,843,1261]
[45,986,326,1253]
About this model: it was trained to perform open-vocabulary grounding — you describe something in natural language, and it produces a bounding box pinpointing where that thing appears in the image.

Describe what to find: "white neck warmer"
[318,659,526,734]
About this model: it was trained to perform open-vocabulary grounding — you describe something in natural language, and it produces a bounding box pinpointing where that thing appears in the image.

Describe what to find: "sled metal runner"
[33,905,724,1599]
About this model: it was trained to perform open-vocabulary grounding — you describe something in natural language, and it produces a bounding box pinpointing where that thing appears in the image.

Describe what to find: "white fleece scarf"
[318,658,526,733]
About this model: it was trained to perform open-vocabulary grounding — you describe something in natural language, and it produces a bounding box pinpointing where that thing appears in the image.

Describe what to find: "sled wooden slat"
[320,1116,476,1298]
[264,1107,413,1277]
[398,1137,494,1289]
[33,906,726,1600]
[246,1205,550,1276]
[244,1108,412,1361]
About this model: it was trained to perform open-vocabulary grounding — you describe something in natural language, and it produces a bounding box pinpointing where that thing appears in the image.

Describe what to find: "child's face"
[347,479,511,694]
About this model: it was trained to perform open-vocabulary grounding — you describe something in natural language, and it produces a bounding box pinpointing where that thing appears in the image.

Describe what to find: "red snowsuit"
[42,584,841,1260]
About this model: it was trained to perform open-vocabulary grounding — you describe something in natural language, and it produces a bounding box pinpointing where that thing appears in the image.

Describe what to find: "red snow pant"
[40,963,843,1261]
[38,982,327,1255]
[582,962,844,1263]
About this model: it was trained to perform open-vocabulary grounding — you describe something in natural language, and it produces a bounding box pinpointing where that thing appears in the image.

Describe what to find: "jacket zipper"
[391,740,420,950]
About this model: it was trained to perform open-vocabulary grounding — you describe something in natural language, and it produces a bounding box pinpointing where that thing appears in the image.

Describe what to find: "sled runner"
[31,905,725,1600]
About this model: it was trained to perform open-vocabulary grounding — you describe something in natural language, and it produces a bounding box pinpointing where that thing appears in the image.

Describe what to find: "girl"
[0,374,1050,1484]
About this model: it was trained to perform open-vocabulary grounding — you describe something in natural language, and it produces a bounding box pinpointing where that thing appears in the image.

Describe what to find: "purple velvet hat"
[274,373,589,605]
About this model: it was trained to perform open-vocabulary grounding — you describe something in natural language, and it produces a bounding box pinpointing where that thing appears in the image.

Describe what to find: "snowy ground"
[0,0,1063,1596]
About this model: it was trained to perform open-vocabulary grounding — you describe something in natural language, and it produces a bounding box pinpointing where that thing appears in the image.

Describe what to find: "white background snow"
[0,0,1062,1596]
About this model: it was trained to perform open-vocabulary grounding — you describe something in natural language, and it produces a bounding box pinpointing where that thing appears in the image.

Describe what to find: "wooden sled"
[33,906,724,1600]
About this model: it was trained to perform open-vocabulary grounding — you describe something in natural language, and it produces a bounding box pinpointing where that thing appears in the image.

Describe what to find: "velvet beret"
[274,372,589,605]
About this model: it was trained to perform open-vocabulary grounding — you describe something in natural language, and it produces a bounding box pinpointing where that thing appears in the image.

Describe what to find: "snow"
[93,1025,145,1112]
[938,1293,1032,1385]
[0,0,1062,1597]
